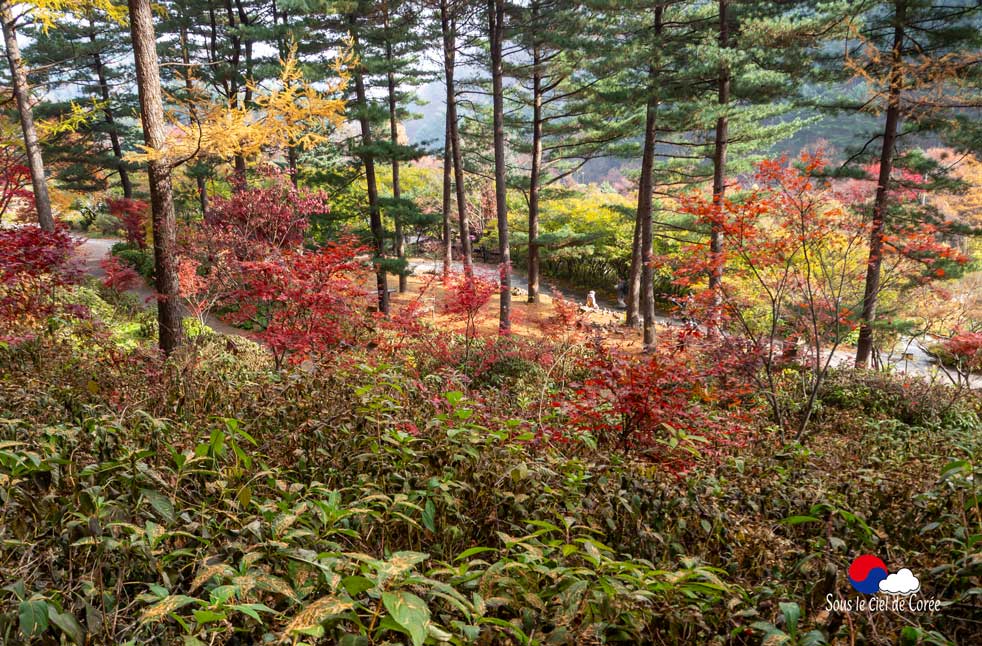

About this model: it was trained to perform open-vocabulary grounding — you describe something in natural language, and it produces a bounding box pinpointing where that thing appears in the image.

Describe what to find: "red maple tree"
[205,167,329,260]
[107,198,150,250]
[0,160,33,223]
[226,238,371,367]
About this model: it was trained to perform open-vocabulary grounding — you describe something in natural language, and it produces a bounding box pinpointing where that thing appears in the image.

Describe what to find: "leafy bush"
[107,198,150,250]
[0,225,82,346]
[99,255,141,292]
[1,261,980,646]
[0,376,732,645]
[547,332,755,467]
[226,239,373,367]
[817,368,976,426]
[204,166,330,259]
[941,330,982,373]
[111,242,155,279]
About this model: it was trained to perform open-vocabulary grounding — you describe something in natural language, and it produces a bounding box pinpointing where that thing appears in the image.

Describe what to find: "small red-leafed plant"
[227,238,370,368]
[942,330,982,385]
[100,254,141,292]
[547,330,754,472]
[107,198,150,250]
[0,225,82,345]
[0,160,33,223]
[441,271,498,361]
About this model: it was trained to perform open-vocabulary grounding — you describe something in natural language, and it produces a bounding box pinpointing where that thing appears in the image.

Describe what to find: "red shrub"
[537,286,589,342]
[206,168,329,259]
[176,168,350,358]
[226,238,371,367]
[0,226,82,344]
[100,255,141,292]
[0,161,33,222]
[943,330,982,373]
[548,331,753,471]
[441,271,498,341]
[107,198,150,249]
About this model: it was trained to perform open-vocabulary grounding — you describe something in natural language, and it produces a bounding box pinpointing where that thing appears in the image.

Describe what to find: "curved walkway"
[75,236,247,338]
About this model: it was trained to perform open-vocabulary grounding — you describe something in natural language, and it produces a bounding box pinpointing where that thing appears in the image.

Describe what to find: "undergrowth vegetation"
[0,279,980,645]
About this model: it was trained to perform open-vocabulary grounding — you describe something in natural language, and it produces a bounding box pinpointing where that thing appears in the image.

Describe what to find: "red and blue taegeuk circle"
[848,555,888,594]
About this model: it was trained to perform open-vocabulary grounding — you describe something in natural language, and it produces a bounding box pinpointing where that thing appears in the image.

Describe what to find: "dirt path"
[407,256,671,322]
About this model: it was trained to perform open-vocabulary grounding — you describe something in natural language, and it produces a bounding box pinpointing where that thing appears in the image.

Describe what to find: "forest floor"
[403,256,981,387]
[75,237,979,386]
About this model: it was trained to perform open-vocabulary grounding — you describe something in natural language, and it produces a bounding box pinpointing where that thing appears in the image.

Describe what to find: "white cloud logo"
[879,568,920,595]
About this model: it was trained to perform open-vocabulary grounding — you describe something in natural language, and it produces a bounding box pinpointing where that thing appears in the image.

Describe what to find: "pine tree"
[1,0,127,229]
[1,1,55,230]
[819,0,982,367]
[487,0,511,331]
[570,0,688,328]
[24,7,137,198]
[506,0,623,304]
[348,5,391,314]
[373,0,434,292]
[157,0,216,213]
[638,5,664,348]
[159,0,265,179]
[681,0,840,318]
[439,0,474,271]
[441,113,453,275]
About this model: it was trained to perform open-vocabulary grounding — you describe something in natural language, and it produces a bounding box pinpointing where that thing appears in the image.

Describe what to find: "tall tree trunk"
[287,146,299,187]
[350,18,389,314]
[232,154,247,176]
[197,176,208,215]
[273,4,298,186]
[178,23,209,214]
[489,0,511,332]
[856,0,906,368]
[223,0,247,181]
[527,8,543,304]
[384,11,407,293]
[442,115,453,277]
[441,0,472,273]
[626,215,641,326]
[640,7,662,348]
[709,0,730,307]
[129,0,183,354]
[89,32,133,199]
[1,3,54,231]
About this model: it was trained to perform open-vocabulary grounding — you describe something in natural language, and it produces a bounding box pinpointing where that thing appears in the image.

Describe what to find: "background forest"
[1,0,981,644]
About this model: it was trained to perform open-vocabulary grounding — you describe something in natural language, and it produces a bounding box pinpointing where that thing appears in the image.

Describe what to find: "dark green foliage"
[21,7,138,196]
[111,242,155,278]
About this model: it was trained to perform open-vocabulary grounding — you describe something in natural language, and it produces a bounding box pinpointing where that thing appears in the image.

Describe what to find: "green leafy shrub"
[817,368,978,426]
[111,242,155,279]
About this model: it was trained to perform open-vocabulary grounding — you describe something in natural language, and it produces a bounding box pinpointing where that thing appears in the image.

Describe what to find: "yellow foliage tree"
[36,98,104,140]
[129,45,351,168]
[21,0,126,31]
